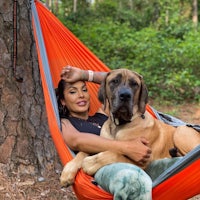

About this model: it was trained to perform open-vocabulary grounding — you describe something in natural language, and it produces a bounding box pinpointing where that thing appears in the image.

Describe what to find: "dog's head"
[98,69,148,125]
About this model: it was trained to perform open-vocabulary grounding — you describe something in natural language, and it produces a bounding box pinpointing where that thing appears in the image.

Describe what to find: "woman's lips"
[77,100,87,106]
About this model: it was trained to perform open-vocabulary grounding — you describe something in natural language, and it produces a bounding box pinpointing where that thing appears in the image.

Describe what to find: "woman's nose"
[78,91,84,97]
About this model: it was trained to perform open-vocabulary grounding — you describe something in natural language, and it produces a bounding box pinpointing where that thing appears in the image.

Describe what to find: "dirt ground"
[0,103,200,200]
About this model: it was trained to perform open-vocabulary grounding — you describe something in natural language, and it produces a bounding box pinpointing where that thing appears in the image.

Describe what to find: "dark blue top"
[67,113,108,136]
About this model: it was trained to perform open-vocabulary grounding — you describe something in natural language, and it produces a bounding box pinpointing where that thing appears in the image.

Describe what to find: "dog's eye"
[130,80,138,87]
[111,79,119,85]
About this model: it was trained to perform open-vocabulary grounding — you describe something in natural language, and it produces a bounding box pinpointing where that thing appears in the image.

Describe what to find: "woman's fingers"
[61,65,72,78]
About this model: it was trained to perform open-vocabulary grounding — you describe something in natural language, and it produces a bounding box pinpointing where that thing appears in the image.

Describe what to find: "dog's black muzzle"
[111,87,133,124]
[118,88,132,102]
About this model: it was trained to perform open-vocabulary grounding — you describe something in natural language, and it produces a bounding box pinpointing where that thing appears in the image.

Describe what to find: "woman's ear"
[60,99,66,106]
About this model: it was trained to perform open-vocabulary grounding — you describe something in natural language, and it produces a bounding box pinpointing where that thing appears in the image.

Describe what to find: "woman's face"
[61,81,90,118]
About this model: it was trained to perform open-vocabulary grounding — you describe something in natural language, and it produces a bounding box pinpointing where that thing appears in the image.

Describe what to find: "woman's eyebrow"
[67,85,86,90]
[65,86,77,91]
[69,86,77,89]
[82,84,87,88]
[66,82,86,90]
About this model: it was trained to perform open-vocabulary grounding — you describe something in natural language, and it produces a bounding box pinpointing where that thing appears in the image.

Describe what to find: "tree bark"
[0,0,61,176]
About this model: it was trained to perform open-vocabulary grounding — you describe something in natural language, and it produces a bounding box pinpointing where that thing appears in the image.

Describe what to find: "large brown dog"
[60,69,200,186]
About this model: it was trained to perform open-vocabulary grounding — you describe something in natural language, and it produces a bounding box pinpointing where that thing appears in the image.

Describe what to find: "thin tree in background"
[192,0,198,29]
[73,0,77,13]
[45,0,50,9]
[54,0,59,16]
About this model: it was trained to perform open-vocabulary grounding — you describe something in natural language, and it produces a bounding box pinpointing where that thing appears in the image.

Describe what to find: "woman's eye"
[82,87,88,92]
[69,90,76,94]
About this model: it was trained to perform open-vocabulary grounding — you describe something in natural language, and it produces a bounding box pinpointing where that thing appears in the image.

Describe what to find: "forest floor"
[0,102,200,200]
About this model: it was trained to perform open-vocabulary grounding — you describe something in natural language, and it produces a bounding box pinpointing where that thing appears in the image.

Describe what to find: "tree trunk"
[192,0,198,29]
[0,0,61,176]
[45,0,50,9]
[73,0,77,13]
[54,0,59,16]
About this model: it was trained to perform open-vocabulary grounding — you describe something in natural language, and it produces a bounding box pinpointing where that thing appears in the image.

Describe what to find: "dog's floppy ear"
[138,79,148,114]
[98,73,109,110]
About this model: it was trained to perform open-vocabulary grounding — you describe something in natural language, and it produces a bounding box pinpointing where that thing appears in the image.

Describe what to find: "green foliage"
[53,0,200,103]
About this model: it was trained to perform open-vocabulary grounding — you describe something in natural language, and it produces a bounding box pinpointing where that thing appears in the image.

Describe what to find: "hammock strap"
[31,0,60,128]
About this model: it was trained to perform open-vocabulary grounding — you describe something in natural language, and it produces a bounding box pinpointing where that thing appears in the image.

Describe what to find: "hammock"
[31,1,200,199]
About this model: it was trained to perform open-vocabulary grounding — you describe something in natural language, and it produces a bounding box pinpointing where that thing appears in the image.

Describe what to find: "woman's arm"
[60,66,107,84]
[61,119,151,166]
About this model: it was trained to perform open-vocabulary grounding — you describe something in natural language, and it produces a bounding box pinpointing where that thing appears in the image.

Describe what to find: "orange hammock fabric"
[31,1,200,199]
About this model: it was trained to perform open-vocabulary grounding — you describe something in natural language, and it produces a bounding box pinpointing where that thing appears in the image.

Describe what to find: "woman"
[57,66,179,200]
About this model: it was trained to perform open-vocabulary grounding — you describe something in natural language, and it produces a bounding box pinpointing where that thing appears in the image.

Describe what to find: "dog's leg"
[82,151,135,175]
[60,152,88,187]
[174,126,200,155]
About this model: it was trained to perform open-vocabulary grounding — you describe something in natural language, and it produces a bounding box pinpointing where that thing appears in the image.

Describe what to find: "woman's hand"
[61,66,85,82]
[122,137,152,168]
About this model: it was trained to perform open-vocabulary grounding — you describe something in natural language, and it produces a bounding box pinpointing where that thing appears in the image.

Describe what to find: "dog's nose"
[119,89,131,101]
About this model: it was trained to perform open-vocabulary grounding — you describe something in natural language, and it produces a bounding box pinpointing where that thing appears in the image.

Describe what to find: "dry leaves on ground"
[0,170,77,200]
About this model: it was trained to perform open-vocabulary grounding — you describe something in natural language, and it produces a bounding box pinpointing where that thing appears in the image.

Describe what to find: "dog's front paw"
[60,161,79,187]
[82,155,101,176]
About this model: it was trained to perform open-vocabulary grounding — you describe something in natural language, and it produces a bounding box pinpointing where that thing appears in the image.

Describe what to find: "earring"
[62,105,69,116]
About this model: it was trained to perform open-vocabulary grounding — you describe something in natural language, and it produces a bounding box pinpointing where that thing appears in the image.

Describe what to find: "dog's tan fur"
[60,69,200,186]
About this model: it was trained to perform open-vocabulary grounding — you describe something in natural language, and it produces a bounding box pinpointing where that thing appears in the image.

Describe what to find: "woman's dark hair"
[56,79,70,118]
